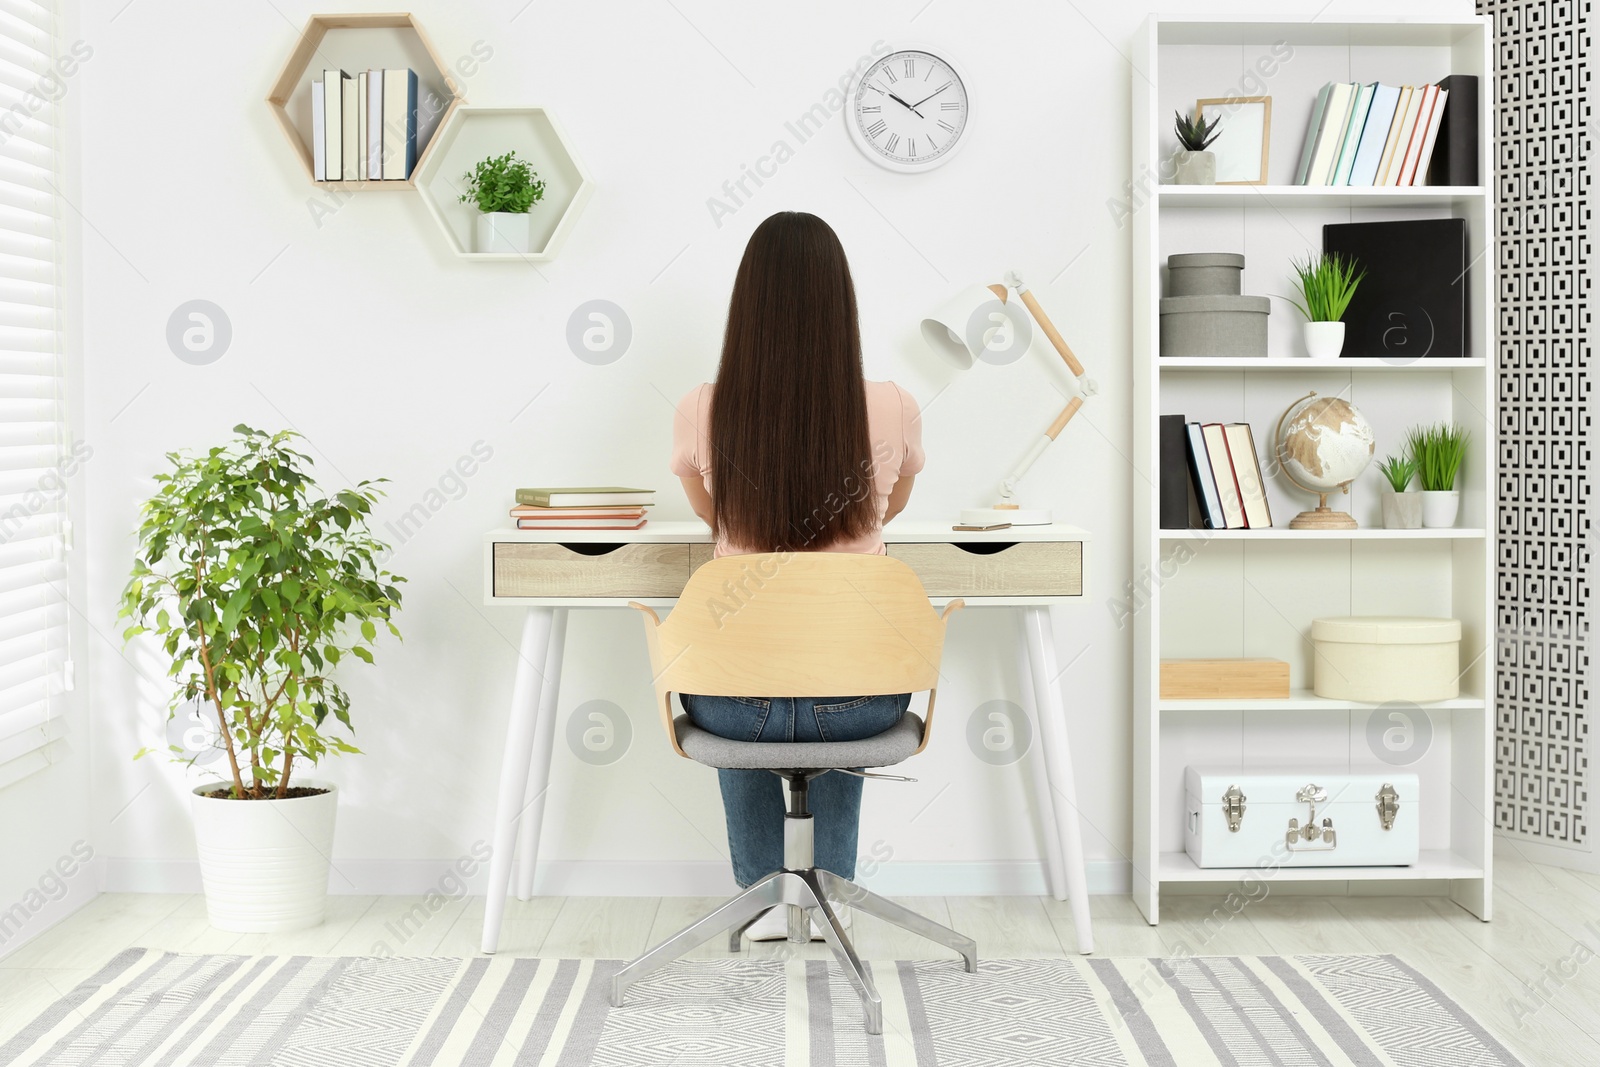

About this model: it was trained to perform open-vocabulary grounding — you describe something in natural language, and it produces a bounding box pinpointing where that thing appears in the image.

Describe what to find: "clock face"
[848,48,970,172]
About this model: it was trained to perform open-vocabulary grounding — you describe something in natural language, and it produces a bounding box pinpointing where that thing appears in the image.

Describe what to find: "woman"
[670,211,925,941]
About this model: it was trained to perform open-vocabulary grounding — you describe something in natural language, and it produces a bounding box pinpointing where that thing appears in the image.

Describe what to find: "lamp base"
[960,505,1053,527]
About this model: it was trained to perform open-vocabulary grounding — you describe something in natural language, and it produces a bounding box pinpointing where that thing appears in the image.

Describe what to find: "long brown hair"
[709,212,877,552]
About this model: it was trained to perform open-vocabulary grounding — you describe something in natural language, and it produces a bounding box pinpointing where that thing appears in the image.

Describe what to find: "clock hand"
[909,81,952,110]
[886,91,925,118]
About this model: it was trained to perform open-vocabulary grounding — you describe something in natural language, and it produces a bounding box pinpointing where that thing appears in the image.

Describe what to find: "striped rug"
[2,949,1524,1065]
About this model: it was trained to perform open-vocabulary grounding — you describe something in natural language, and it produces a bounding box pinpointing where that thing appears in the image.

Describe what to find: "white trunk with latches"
[1184,767,1419,868]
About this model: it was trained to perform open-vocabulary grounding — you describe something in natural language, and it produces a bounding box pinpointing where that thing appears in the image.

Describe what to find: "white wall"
[74,0,1471,897]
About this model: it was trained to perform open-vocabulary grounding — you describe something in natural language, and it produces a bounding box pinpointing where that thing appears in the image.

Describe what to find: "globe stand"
[1275,389,1370,532]
[1288,490,1358,530]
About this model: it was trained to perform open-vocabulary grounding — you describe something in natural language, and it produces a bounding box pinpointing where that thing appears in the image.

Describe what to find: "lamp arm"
[1004,270,1099,396]
[999,396,1087,500]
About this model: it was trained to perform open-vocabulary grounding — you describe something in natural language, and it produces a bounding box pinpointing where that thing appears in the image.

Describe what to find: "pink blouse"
[670,380,926,557]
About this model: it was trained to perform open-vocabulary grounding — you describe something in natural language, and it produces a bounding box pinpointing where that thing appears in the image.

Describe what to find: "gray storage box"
[1167,252,1245,297]
[1159,295,1270,358]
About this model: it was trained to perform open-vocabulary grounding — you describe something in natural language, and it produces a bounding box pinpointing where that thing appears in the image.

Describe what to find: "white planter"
[1171,150,1216,185]
[192,779,337,932]
[1381,490,1423,529]
[1420,490,1461,528]
[1302,320,1346,359]
[474,211,534,254]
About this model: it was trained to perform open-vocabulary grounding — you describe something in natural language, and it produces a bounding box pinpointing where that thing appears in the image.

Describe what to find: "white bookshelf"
[1131,16,1495,921]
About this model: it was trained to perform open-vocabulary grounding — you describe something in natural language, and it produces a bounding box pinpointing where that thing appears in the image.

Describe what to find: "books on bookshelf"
[316,68,419,182]
[510,487,655,531]
[1293,75,1476,187]
[1163,418,1273,530]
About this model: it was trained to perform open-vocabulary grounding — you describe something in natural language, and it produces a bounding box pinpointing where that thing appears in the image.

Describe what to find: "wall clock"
[846,46,971,172]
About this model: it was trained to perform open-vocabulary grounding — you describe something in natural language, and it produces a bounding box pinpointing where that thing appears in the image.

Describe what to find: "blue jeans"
[682,694,911,888]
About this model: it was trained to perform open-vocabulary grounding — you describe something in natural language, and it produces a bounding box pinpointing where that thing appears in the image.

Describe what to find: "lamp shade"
[920,285,1006,368]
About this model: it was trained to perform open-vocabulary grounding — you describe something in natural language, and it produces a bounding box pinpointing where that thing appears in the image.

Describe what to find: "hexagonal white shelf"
[416,106,593,261]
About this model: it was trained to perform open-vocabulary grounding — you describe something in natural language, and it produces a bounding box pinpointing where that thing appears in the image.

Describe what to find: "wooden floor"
[3,846,1598,1064]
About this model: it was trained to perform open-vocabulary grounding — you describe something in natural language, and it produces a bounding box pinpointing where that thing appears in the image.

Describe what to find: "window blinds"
[0,0,69,792]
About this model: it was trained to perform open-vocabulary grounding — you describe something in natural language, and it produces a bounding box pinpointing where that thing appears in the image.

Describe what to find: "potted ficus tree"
[1288,251,1365,358]
[1408,422,1470,528]
[120,426,403,932]
[1378,453,1422,529]
[459,150,546,254]
[1171,110,1222,185]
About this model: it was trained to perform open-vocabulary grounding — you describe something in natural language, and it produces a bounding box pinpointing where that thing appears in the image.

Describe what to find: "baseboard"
[0,857,102,962]
[1495,831,1599,874]
[102,857,1133,898]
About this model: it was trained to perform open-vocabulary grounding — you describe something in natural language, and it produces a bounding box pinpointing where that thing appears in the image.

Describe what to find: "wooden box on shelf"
[1159,658,1290,700]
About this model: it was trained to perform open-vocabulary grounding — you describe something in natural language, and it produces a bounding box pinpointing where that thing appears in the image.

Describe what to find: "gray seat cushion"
[673,712,925,770]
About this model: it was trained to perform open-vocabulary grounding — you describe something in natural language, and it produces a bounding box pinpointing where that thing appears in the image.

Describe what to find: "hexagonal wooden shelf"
[267,13,463,190]
[415,106,593,261]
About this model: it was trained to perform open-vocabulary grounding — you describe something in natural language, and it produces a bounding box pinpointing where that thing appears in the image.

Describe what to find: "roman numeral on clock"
[884,133,899,154]
[903,58,914,78]
[860,104,881,114]
[938,119,957,132]
[906,137,916,157]
[865,119,887,138]
[941,101,961,110]
[883,67,898,83]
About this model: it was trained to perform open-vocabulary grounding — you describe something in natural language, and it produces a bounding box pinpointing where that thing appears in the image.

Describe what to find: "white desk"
[479,520,1093,954]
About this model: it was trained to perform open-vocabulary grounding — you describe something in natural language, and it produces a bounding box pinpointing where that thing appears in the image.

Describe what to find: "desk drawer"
[886,541,1082,597]
[493,543,692,598]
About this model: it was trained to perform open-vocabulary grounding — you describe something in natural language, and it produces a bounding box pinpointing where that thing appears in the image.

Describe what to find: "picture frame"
[1195,96,1271,185]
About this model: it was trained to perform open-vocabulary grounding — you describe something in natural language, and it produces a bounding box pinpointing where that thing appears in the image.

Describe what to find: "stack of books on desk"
[511,487,654,531]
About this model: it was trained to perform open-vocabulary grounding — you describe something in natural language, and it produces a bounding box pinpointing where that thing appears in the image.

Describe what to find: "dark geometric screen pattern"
[1481,0,1591,849]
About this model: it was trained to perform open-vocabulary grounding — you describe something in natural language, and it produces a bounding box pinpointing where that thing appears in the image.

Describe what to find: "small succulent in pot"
[1378,453,1422,529]
[1171,110,1222,185]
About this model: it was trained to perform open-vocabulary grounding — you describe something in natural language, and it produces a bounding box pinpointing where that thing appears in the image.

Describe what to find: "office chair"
[610,552,977,1035]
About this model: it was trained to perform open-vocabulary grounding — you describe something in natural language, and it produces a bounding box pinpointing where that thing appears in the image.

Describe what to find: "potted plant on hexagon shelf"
[459,150,546,254]
[120,426,404,932]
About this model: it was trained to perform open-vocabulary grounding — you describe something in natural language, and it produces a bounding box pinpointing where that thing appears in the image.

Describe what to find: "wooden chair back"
[631,552,963,758]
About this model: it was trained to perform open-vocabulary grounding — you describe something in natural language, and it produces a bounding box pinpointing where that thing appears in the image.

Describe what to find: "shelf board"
[1158,528,1487,541]
[1158,850,1484,882]
[1157,185,1487,209]
[1158,357,1486,371]
[1159,688,1487,713]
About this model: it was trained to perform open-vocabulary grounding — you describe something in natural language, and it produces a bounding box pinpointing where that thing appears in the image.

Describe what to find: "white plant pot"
[1381,489,1423,530]
[1420,490,1461,528]
[192,779,337,932]
[1303,320,1346,359]
[474,211,534,254]
[1171,150,1216,185]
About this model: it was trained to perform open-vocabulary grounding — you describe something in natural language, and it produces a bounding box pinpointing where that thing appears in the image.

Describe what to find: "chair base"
[610,866,978,1036]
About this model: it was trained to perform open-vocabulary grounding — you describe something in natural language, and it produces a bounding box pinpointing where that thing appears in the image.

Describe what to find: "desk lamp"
[921,271,1098,526]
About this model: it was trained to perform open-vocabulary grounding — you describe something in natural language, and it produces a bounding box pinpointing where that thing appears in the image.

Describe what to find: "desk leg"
[482,607,556,954]
[1016,627,1067,901]
[1021,605,1094,955]
[515,608,568,901]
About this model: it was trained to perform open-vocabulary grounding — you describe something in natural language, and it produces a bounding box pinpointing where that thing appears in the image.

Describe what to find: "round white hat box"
[1311,616,1462,703]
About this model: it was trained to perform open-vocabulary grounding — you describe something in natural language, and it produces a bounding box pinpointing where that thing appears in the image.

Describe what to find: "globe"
[1274,393,1375,530]
[1277,393,1375,491]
